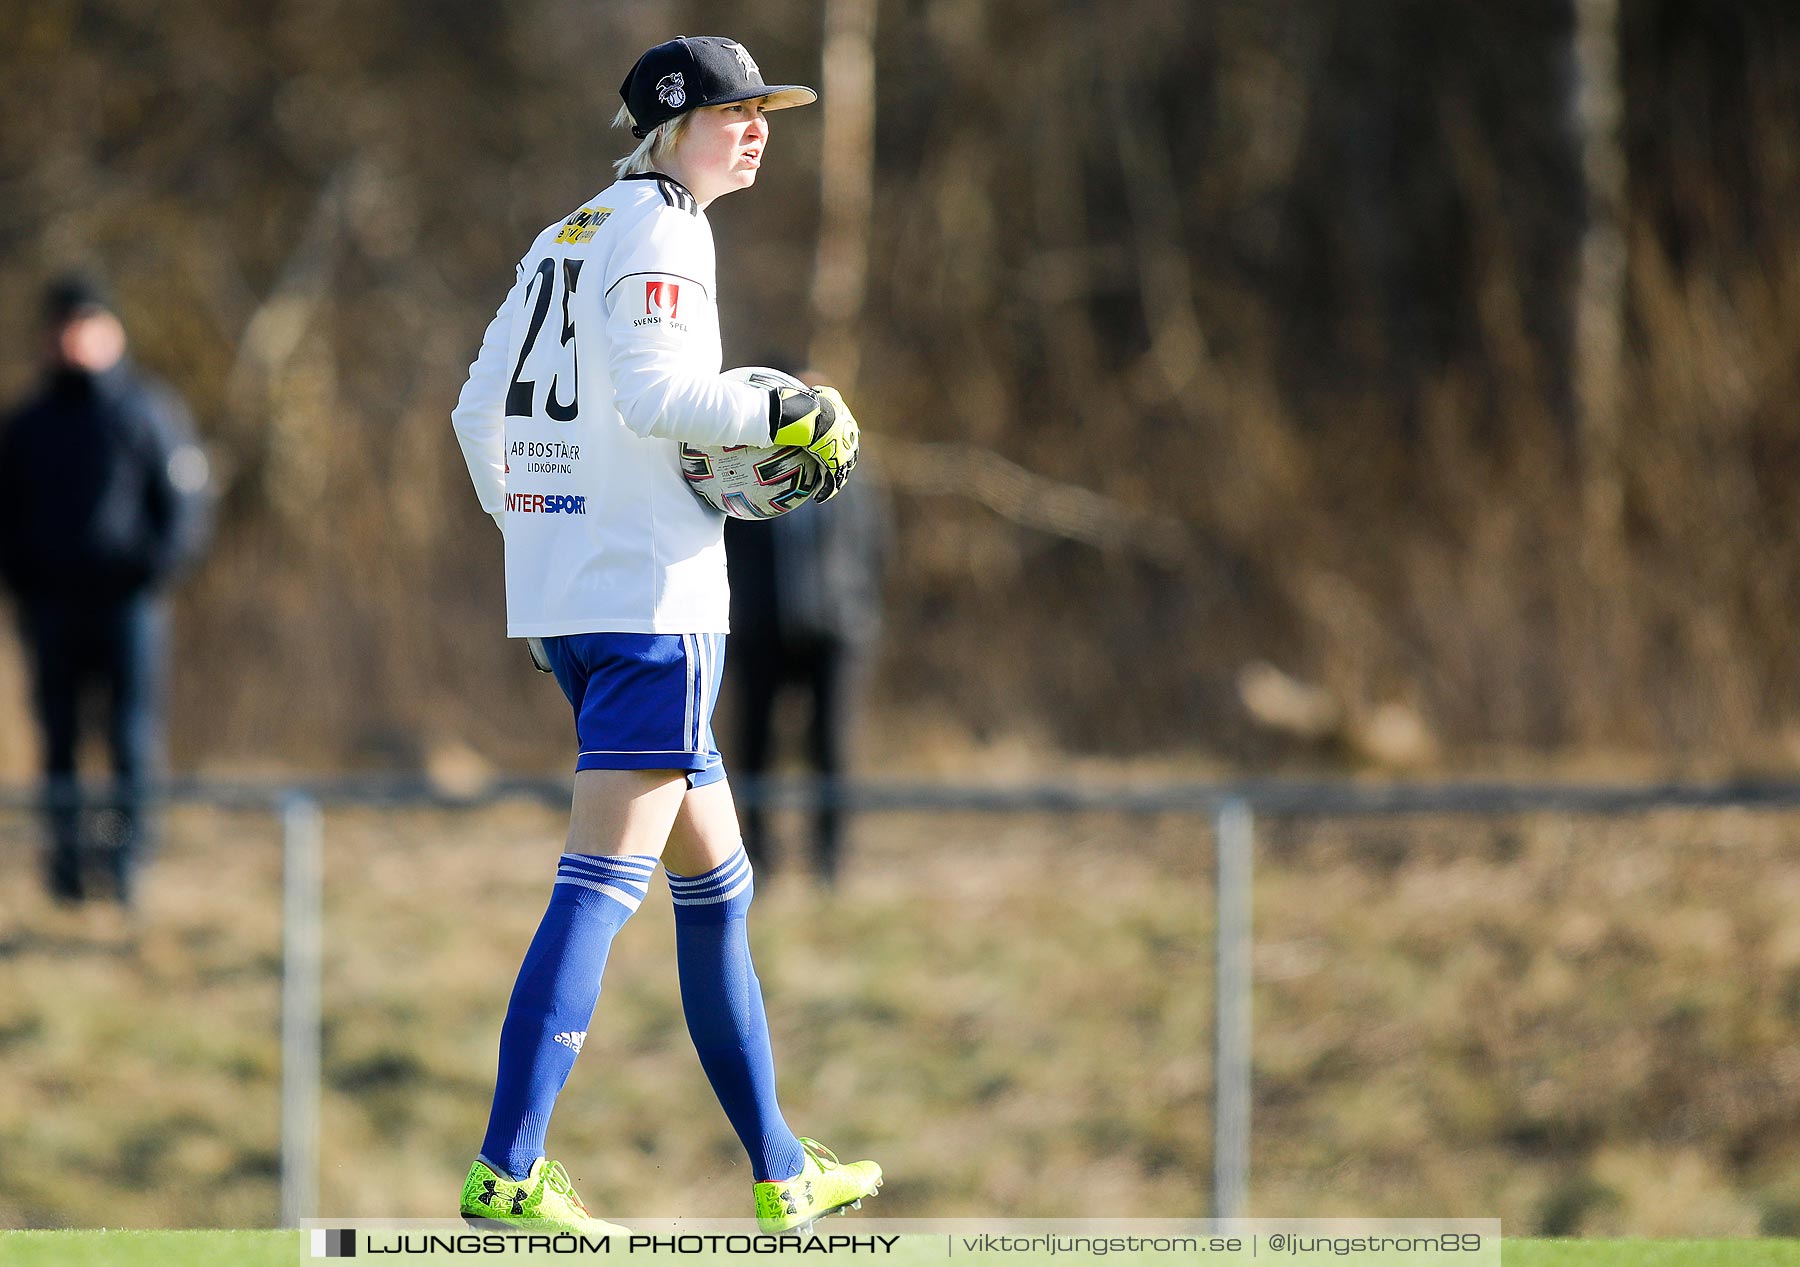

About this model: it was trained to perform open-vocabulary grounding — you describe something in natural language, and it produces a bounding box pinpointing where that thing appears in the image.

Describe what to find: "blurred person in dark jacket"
[0,274,211,905]
[725,457,886,882]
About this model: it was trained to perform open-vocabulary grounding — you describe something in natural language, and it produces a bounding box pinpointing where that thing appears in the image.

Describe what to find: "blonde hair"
[611,105,691,178]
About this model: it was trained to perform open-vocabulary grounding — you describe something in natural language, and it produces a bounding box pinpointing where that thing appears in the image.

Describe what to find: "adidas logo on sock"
[554,1031,586,1053]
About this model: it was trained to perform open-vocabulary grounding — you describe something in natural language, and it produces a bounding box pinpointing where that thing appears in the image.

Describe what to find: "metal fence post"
[280,794,323,1227]
[1213,797,1254,1219]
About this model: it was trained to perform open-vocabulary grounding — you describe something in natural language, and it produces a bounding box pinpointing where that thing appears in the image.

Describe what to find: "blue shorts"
[540,632,727,789]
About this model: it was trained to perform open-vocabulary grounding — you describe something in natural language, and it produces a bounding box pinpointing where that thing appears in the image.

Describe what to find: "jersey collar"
[623,172,695,197]
[624,172,700,215]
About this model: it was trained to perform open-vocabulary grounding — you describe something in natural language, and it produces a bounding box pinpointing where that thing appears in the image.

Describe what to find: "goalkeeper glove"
[769,385,860,502]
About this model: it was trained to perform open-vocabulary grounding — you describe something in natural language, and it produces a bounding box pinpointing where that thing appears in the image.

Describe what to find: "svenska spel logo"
[310,1227,356,1257]
[645,280,680,320]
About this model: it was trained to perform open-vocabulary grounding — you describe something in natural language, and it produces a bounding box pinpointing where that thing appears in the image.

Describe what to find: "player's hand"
[769,385,860,502]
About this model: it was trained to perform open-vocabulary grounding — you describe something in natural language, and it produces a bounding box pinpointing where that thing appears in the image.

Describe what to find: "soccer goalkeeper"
[448,36,875,1235]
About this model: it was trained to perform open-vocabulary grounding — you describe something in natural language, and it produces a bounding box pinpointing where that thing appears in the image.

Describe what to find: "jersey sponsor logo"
[554,205,612,245]
[511,440,581,461]
[645,280,679,320]
[504,491,588,515]
[656,72,686,108]
[512,440,581,475]
[726,42,760,79]
[634,279,689,332]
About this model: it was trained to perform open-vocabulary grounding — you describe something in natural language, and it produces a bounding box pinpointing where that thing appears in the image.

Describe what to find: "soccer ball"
[679,367,823,520]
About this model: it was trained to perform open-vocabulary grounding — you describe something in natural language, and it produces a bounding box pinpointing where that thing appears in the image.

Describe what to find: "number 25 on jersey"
[506,256,582,422]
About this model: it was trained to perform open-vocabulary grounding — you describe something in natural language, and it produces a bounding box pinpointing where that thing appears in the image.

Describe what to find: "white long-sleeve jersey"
[451,174,771,636]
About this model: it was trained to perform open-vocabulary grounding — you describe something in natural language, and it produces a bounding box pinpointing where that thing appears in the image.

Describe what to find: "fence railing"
[11,772,1800,1225]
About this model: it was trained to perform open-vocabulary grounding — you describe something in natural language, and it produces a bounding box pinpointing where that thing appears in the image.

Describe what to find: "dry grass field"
[2,796,1799,1233]
[0,798,1208,1227]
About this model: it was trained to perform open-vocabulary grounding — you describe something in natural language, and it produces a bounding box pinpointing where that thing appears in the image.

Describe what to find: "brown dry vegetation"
[0,802,1207,1226]
[3,802,1800,1233]
[6,1,1800,1241]
[2,2,1800,772]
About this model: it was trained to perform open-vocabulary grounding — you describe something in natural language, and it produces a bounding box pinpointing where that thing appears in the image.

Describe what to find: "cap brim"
[709,84,817,111]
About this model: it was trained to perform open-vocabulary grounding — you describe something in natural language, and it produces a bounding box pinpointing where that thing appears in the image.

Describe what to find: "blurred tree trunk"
[1572,0,1626,537]
[1566,0,1638,745]
[807,0,877,390]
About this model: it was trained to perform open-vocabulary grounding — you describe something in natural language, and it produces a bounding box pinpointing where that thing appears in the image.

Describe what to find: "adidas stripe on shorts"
[539,631,726,788]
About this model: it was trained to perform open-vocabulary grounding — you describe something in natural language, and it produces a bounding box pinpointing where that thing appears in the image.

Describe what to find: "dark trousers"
[733,634,857,880]
[22,594,166,896]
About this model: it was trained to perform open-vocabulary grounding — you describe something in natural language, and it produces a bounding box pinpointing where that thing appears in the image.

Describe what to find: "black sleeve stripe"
[602,270,713,301]
[654,178,698,216]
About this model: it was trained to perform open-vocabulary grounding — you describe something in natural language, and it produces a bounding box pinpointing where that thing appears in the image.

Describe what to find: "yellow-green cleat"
[755,1138,883,1234]
[460,1157,629,1236]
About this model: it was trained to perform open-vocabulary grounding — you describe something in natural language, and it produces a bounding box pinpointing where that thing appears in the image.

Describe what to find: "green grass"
[7,1233,1800,1266]
[1507,1243,1800,1265]
[0,1230,292,1266]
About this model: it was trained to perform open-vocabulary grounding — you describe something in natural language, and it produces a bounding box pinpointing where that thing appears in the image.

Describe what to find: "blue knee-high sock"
[480,853,658,1180]
[669,846,805,1182]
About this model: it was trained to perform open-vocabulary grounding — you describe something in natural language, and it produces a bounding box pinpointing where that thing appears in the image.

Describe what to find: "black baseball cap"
[619,36,816,138]
[43,272,113,326]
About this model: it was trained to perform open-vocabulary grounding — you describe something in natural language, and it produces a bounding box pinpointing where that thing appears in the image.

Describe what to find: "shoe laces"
[799,1138,840,1171]
[543,1160,588,1215]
